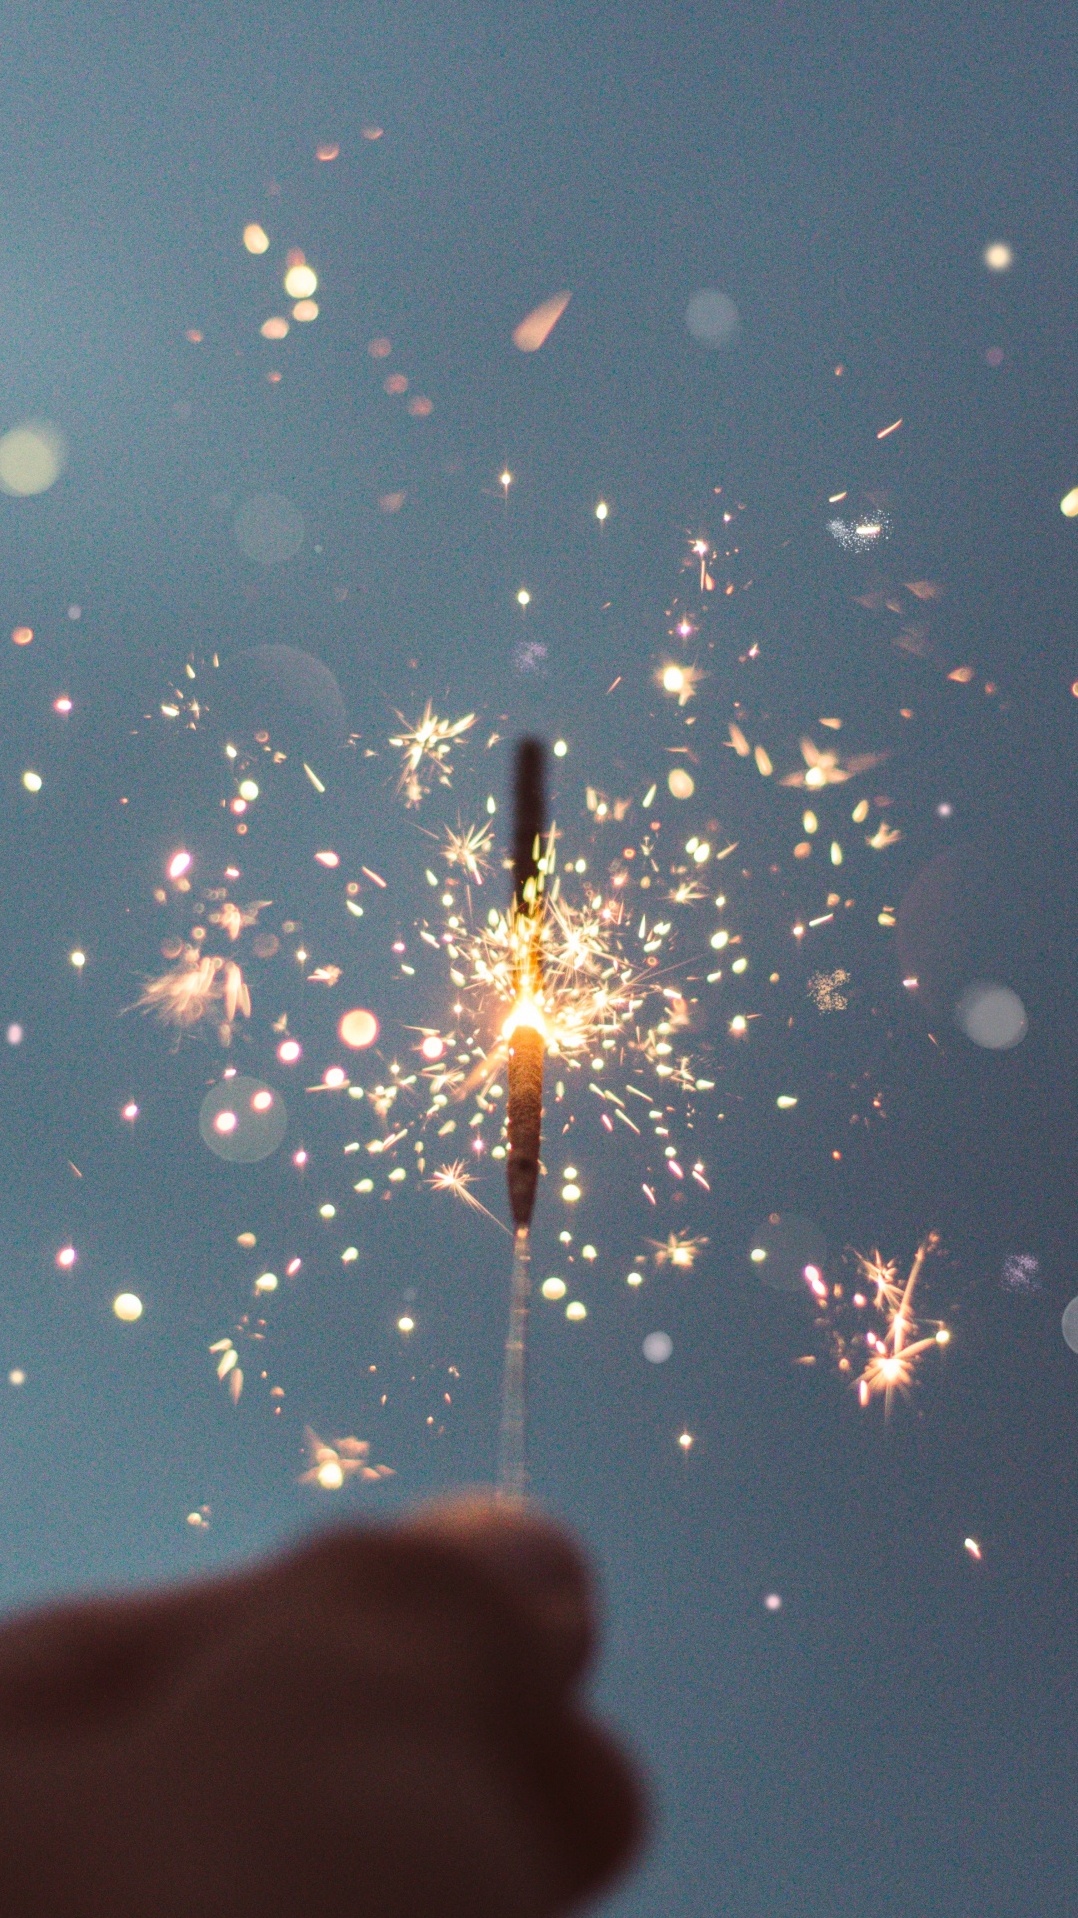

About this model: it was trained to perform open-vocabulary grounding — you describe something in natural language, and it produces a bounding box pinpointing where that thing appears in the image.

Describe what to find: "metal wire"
[497,1226,532,1500]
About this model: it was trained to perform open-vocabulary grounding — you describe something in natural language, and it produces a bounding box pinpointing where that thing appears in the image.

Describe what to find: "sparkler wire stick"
[498,738,546,1499]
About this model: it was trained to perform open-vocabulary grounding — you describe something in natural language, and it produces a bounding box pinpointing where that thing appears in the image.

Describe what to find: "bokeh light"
[668,769,694,798]
[0,421,67,496]
[199,1077,288,1163]
[243,223,270,253]
[643,1331,673,1363]
[685,289,740,346]
[215,645,346,755]
[954,981,1027,1050]
[113,1293,143,1322]
[339,1008,379,1049]
[750,1214,828,1296]
[1060,487,1078,519]
[283,263,318,299]
[10,626,32,645]
[541,1276,567,1300]
[983,240,1014,271]
[1062,1296,1078,1356]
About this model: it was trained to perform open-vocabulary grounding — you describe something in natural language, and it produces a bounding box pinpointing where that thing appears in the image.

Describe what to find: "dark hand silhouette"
[0,1497,645,1916]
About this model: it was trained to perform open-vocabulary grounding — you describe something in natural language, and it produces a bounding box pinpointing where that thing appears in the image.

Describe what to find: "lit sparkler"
[499,738,547,1500]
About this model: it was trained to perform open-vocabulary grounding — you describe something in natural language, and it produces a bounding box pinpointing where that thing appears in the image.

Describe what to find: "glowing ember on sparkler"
[499,738,547,1500]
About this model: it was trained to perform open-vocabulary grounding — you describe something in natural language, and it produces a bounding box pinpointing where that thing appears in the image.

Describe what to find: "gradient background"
[0,5,1076,1913]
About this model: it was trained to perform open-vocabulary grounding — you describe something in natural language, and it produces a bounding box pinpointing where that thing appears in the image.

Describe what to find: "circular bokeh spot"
[668,768,694,799]
[954,981,1027,1050]
[896,845,1041,1024]
[199,1077,288,1163]
[339,1009,379,1049]
[1062,1296,1078,1355]
[643,1331,673,1363]
[750,1213,828,1297]
[215,644,346,755]
[685,289,740,347]
[233,493,305,565]
[0,421,67,496]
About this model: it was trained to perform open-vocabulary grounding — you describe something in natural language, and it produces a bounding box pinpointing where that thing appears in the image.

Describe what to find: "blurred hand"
[0,1497,645,1916]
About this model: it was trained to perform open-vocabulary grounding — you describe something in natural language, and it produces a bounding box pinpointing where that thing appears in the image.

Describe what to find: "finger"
[404,1495,595,1687]
[530,1711,650,1907]
[283,1500,595,1697]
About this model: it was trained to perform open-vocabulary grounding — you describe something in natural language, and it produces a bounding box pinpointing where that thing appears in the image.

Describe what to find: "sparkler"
[498,737,547,1499]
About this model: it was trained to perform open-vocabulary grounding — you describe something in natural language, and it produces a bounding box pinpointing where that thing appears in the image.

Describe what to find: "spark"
[427,1160,508,1231]
[649,1232,708,1269]
[779,736,888,789]
[135,950,251,1038]
[441,818,494,883]
[512,291,571,352]
[390,703,476,806]
[208,899,272,941]
[807,968,851,1012]
[847,1233,945,1414]
[826,514,892,553]
[658,662,704,705]
[298,1428,395,1488]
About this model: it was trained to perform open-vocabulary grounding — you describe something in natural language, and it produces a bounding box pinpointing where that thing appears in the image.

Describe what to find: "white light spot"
[955,981,1027,1050]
